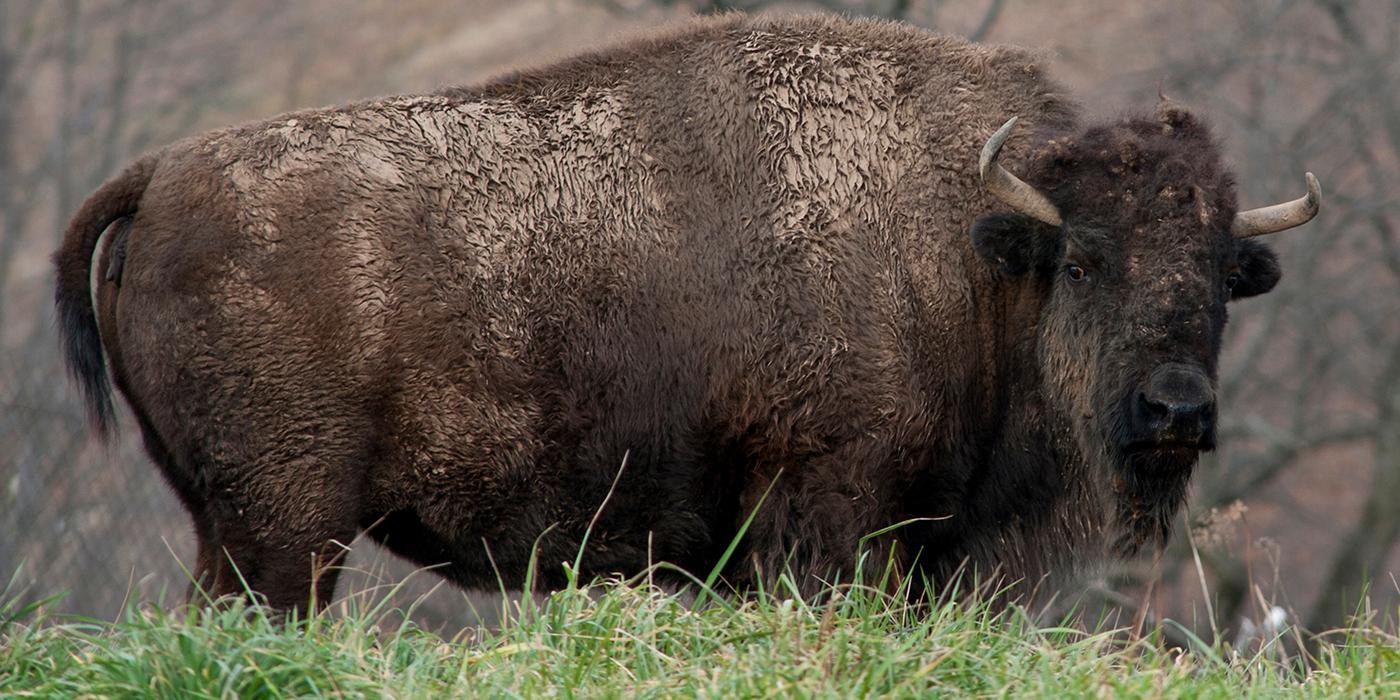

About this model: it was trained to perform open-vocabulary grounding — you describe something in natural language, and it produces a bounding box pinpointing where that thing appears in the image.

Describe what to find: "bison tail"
[53,154,158,438]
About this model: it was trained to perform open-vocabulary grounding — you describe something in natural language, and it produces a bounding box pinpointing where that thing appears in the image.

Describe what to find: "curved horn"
[1231,172,1321,238]
[979,117,1063,227]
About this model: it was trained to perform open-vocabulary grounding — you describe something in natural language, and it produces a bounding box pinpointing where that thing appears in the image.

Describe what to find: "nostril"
[1138,390,1172,421]
[1138,363,1218,443]
[1162,398,1209,419]
[1163,399,1207,418]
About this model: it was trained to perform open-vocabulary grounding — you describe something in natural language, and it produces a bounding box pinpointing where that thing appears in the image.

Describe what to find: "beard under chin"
[1107,447,1198,557]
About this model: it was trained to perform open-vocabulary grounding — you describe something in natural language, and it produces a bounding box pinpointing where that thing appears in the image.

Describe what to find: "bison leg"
[191,523,354,613]
[188,520,230,604]
[741,448,902,597]
[188,509,359,612]
[182,444,365,614]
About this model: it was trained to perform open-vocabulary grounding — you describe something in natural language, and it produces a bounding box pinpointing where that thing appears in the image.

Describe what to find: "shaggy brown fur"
[56,13,1285,610]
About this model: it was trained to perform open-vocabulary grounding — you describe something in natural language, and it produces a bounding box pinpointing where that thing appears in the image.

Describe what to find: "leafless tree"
[0,0,293,615]
[1078,0,1400,639]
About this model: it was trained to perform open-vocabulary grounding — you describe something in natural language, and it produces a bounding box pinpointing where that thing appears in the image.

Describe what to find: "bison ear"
[1231,239,1281,300]
[970,213,1060,276]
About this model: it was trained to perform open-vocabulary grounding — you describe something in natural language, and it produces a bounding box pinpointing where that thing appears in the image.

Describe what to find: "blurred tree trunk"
[1309,346,1400,631]
[1303,0,1400,631]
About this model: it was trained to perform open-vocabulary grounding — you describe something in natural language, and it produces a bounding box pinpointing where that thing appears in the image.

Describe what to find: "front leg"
[738,442,908,597]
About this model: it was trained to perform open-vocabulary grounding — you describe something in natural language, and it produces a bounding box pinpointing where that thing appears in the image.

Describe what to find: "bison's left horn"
[979,117,1063,227]
[1231,173,1322,238]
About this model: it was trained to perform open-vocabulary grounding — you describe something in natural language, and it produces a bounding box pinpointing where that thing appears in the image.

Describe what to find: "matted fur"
[55,13,1285,609]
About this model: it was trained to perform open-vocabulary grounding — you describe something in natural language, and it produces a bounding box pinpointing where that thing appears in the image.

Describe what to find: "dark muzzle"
[1131,363,1216,450]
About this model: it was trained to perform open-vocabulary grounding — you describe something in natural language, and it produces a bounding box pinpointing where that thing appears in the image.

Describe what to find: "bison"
[55,14,1320,611]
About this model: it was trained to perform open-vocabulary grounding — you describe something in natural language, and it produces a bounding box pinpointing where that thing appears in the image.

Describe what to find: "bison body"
[56,14,1314,609]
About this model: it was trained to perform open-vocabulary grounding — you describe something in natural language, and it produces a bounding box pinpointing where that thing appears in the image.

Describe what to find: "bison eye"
[1224,272,1241,292]
[1066,264,1088,283]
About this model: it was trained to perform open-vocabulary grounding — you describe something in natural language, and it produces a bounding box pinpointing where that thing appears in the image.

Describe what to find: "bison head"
[969,105,1320,554]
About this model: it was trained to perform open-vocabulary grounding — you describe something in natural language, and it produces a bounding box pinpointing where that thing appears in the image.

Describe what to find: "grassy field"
[3,566,1399,699]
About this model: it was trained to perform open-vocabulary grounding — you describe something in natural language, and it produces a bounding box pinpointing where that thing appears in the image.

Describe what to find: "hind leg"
[191,519,355,612]
[156,421,368,613]
[126,415,239,607]
[195,451,363,612]
[128,407,359,612]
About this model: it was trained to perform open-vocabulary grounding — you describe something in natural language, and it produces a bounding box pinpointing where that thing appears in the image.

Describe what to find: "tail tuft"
[53,155,158,438]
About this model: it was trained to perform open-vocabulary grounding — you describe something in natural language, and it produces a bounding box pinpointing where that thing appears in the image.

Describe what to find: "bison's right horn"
[979,117,1063,227]
[1231,173,1322,238]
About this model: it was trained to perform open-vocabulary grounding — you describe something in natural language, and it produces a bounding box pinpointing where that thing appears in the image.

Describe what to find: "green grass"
[3,566,1399,699]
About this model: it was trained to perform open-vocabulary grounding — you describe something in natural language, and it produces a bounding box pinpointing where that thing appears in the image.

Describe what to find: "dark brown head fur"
[970,103,1281,557]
